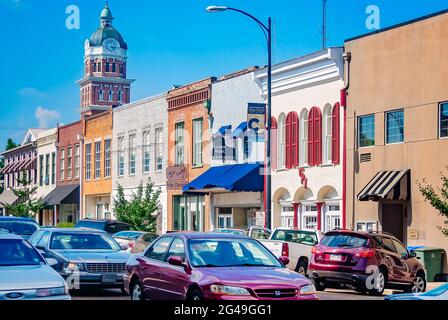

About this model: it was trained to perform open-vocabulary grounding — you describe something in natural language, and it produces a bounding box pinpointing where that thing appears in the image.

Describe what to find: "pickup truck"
[260,228,323,276]
[212,227,272,240]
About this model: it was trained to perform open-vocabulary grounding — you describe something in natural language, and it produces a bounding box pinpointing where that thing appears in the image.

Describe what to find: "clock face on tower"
[103,39,119,53]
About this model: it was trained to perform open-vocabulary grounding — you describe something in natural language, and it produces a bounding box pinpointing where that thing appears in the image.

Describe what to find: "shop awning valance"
[183,163,264,194]
[0,189,19,208]
[0,163,13,174]
[358,170,410,202]
[43,185,80,206]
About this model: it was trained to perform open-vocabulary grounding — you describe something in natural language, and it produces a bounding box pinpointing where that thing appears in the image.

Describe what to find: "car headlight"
[36,286,68,298]
[210,285,251,296]
[63,262,84,272]
[299,284,317,295]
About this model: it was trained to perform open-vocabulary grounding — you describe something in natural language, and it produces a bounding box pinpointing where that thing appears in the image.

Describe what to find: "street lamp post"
[206,6,273,229]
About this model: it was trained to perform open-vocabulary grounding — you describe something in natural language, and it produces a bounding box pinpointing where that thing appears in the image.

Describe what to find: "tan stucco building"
[345,11,448,268]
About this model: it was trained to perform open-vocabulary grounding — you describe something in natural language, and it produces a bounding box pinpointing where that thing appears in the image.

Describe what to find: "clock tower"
[77,3,134,115]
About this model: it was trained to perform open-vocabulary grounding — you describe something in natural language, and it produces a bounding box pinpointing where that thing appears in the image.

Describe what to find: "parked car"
[75,219,130,234]
[129,232,159,254]
[0,233,70,300]
[124,232,318,301]
[259,228,323,275]
[28,228,131,291]
[113,231,146,251]
[386,283,448,300]
[212,227,272,240]
[0,217,40,240]
[308,230,427,295]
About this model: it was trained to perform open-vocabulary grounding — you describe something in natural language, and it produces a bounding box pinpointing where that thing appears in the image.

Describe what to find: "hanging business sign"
[247,103,266,134]
[166,166,188,190]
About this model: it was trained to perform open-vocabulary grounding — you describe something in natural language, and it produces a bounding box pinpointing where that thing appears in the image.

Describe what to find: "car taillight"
[355,249,375,258]
[311,246,318,254]
[282,243,289,257]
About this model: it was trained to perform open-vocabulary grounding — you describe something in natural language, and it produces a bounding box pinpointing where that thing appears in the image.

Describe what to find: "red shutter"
[332,103,340,165]
[308,109,315,166]
[285,114,291,169]
[314,107,322,165]
[291,112,299,168]
[271,117,278,170]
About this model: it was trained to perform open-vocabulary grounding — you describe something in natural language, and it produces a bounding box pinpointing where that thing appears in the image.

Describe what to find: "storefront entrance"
[381,202,405,242]
[173,195,205,232]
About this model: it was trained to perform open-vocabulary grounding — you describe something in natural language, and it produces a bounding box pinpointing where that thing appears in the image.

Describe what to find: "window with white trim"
[302,205,317,230]
[278,113,286,168]
[59,148,65,181]
[117,136,124,177]
[94,141,101,179]
[104,139,111,178]
[74,144,80,179]
[142,130,150,173]
[192,118,203,167]
[129,134,136,175]
[67,147,73,179]
[300,110,308,166]
[323,105,332,164]
[155,127,163,172]
[85,144,91,180]
[175,122,185,166]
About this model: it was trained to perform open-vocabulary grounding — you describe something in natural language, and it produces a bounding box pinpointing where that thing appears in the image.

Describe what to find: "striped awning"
[358,170,410,202]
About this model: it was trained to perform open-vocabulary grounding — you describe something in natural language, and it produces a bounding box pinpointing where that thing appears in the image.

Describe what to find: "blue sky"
[0,0,447,147]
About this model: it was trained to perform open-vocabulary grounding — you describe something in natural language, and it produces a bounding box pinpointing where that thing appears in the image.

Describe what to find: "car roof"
[45,228,107,234]
[77,219,129,224]
[324,229,387,238]
[0,233,24,240]
[0,217,38,223]
[167,232,249,240]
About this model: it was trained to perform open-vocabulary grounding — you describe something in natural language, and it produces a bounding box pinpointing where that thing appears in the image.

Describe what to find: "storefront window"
[173,195,205,232]
[302,205,317,230]
[281,206,294,228]
[325,204,341,232]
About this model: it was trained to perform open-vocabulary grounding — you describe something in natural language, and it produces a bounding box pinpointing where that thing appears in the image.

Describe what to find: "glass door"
[325,204,341,232]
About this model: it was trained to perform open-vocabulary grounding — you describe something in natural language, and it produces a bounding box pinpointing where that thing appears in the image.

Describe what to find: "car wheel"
[369,269,386,296]
[295,261,308,277]
[409,274,426,294]
[311,279,326,292]
[187,289,204,301]
[131,280,144,301]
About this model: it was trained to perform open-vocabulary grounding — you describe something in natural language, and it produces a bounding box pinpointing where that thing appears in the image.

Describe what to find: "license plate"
[329,254,343,262]
[102,274,117,283]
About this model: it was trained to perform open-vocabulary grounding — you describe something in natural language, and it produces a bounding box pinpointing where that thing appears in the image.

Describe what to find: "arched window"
[99,89,104,101]
[278,113,286,169]
[271,117,278,170]
[323,104,333,164]
[308,107,322,166]
[118,90,122,102]
[108,90,113,101]
[299,109,308,166]
[332,103,341,164]
[285,112,299,169]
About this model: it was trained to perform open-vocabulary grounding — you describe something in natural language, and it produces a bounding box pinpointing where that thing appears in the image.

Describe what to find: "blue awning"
[232,122,247,138]
[217,125,232,135]
[182,163,264,193]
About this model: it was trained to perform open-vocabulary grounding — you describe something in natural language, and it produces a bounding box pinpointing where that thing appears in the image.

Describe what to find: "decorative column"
[293,203,301,228]
[316,202,323,231]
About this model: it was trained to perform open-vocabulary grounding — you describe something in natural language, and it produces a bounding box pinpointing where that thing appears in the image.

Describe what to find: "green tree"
[113,179,161,232]
[0,171,45,218]
[418,168,448,237]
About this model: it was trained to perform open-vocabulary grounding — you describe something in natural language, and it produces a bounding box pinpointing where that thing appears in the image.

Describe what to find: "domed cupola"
[88,3,128,50]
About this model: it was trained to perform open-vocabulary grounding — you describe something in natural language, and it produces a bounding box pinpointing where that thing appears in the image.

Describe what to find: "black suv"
[75,219,130,234]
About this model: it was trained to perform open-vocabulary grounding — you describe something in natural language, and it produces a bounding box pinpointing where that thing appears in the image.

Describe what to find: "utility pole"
[322,0,327,50]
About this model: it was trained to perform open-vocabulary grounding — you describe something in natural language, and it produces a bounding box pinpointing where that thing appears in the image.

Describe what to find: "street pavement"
[70,288,385,301]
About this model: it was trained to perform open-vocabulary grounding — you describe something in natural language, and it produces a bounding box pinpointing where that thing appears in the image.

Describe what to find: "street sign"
[166,166,188,190]
[247,103,266,134]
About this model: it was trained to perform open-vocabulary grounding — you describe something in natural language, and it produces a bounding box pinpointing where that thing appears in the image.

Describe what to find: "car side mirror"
[409,250,417,258]
[120,243,128,250]
[46,258,58,267]
[279,256,290,266]
[168,256,185,267]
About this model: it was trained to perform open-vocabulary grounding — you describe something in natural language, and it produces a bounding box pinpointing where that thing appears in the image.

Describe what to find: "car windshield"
[0,239,45,266]
[321,233,369,248]
[75,221,105,231]
[271,230,318,246]
[50,232,121,250]
[188,238,283,268]
[0,221,39,236]
[114,231,142,240]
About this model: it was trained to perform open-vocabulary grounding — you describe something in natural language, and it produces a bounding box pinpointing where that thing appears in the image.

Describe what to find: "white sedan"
[0,233,70,300]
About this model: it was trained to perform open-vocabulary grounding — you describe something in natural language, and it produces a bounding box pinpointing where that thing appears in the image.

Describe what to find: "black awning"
[43,185,80,206]
[358,170,410,202]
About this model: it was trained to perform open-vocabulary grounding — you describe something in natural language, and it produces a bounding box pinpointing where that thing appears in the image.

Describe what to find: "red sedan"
[124,232,318,300]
